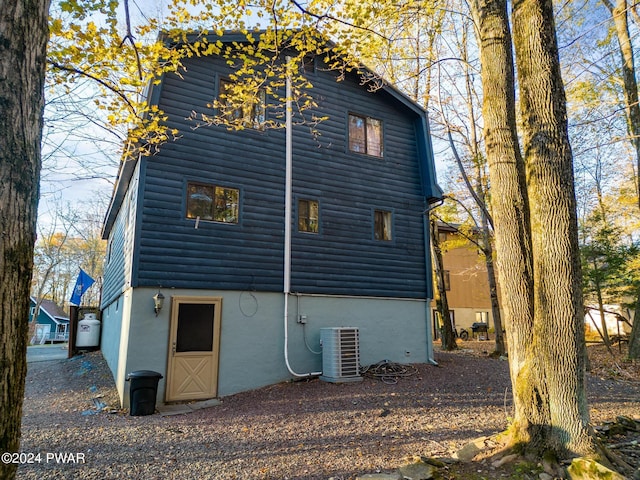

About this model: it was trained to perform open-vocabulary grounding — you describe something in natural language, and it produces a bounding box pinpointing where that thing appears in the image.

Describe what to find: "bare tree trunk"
[430,220,456,350]
[603,0,640,208]
[481,218,506,355]
[586,309,613,356]
[470,0,538,447]
[461,28,505,356]
[602,0,640,360]
[471,0,599,459]
[512,0,593,456]
[0,1,50,478]
[593,263,612,351]
[629,288,640,359]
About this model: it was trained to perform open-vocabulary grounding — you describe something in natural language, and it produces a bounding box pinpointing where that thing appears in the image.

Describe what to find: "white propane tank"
[76,313,101,348]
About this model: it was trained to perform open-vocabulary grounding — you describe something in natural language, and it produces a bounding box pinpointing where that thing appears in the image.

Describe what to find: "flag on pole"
[70,269,95,306]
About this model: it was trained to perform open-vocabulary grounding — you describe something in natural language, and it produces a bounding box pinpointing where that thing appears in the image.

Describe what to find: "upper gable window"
[219,78,266,129]
[186,182,239,224]
[374,209,392,241]
[349,114,383,157]
[298,199,319,233]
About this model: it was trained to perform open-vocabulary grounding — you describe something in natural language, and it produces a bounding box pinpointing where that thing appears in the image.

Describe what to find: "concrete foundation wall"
[100,294,126,402]
[102,288,433,408]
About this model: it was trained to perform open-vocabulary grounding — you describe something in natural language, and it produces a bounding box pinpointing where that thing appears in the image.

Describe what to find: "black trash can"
[126,370,163,416]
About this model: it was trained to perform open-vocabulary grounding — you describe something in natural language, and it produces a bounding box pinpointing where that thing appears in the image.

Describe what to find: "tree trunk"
[629,288,640,359]
[602,0,640,360]
[470,0,538,447]
[604,0,640,208]
[462,33,505,356]
[430,220,457,350]
[471,0,599,459]
[593,264,612,352]
[0,1,50,478]
[481,222,506,355]
[512,0,594,456]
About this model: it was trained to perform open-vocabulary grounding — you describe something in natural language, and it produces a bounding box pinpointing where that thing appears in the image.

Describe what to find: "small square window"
[219,78,266,129]
[349,113,383,157]
[186,182,239,223]
[374,210,392,241]
[298,199,319,233]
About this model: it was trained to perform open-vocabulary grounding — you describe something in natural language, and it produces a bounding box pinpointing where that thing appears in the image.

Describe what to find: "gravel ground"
[17,342,640,479]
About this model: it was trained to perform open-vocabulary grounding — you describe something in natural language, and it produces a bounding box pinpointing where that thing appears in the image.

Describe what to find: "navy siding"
[134,54,431,298]
[102,192,131,307]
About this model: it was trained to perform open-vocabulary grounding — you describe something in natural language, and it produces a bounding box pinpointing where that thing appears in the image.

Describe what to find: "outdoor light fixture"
[153,291,165,316]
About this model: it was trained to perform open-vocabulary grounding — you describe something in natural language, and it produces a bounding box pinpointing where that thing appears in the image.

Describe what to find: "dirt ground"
[443,340,640,479]
[17,340,640,479]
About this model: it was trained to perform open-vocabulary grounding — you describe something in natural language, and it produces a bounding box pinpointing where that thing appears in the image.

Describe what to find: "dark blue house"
[100,32,442,407]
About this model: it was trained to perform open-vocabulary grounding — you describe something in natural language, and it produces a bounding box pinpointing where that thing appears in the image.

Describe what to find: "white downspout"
[284,56,322,377]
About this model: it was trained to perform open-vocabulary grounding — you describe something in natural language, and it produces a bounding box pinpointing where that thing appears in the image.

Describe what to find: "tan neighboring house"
[432,223,502,337]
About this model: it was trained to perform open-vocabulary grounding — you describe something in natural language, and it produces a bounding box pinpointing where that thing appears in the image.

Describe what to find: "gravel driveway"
[17,344,640,479]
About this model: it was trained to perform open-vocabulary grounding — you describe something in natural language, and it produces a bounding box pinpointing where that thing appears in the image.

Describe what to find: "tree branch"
[119,0,143,80]
[47,61,137,114]
[446,128,495,228]
[288,0,391,41]
[431,207,486,252]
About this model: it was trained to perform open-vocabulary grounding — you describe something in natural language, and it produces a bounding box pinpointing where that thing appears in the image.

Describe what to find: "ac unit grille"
[320,327,363,383]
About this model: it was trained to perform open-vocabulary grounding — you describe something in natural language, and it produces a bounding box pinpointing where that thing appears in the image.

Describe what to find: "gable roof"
[31,297,69,323]
[102,30,443,238]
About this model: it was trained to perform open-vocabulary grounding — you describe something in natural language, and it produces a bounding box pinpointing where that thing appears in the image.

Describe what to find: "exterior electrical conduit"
[283,56,322,378]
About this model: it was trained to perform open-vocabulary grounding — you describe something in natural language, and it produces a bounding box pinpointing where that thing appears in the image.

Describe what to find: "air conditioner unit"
[319,327,363,383]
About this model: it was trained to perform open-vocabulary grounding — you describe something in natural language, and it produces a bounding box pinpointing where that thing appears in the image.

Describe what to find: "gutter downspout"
[424,199,444,366]
[283,57,322,378]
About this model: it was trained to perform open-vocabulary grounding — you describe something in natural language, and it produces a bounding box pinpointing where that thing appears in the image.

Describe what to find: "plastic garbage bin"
[126,370,163,416]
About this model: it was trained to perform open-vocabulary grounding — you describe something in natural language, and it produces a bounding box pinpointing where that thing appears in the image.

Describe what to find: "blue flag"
[70,269,95,306]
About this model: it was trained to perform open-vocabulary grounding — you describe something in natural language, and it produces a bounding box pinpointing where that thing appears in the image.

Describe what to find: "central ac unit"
[319,327,363,383]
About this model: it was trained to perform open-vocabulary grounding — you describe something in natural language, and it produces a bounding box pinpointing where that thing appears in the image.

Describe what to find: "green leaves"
[580,207,639,304]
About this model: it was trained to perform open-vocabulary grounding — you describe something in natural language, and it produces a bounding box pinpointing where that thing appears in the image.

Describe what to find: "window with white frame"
[476,311,489,324]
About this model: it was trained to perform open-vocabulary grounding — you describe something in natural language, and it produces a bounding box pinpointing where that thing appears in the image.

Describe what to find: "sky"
[38,0,172,233]
[38,0,268,233]
[40,0,608,235]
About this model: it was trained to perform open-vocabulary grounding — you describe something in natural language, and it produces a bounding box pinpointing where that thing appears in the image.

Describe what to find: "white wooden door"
[35,324,50,344]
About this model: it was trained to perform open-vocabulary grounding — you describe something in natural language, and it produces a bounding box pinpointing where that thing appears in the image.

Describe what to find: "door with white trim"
[166,296,222,402]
